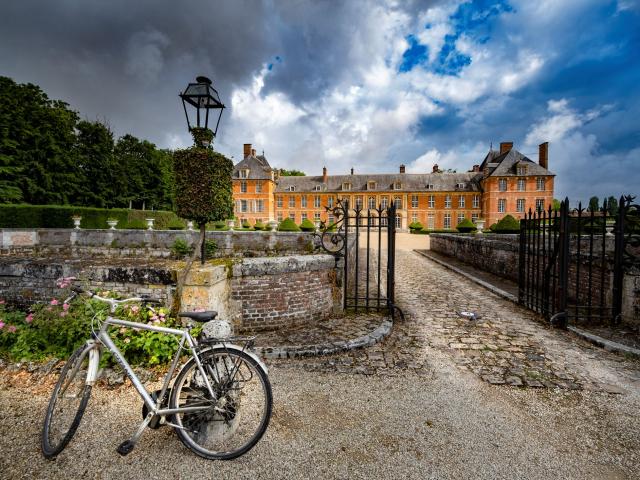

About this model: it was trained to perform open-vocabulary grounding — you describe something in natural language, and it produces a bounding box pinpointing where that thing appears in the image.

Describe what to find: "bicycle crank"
[141,389,170,429]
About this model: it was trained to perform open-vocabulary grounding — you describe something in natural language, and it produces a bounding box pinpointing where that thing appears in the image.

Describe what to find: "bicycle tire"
[41,344,93,458]
[169,347,272,460]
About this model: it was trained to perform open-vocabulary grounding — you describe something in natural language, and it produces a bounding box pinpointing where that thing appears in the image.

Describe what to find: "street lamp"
[179,76,225,145]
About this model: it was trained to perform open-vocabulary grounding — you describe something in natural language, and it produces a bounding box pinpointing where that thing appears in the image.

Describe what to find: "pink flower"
[63,303,70,311]
[25,313,34,323]
[7,325,16,333]
[150,315,159,322]
[59,311,67,318]
[0,300,5,304]
[131,305,139,314]
[0,321,4,329]
[50,299,59,306]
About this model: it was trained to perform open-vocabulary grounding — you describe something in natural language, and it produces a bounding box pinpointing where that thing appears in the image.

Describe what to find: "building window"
[328,214,335,225]
[428,195,435,208]
[456,183,465,189]
[313,185,322,191]
[426,184,434,190]
[395,215,402,228]
[457,213,465,225]
[301,196,307,208]
[301,212,307,221]
[537,177,545,191]
[428,213,435,229]
[536,199,545,211]
[444,213,451,229]
[289,196,295,208]
[517,178,526,191]
[472,213,479,223]
[240,200,248,213]
[314,212,321,220]
[499,178,507,191]
[240,181,247,193]
[473,195,480,208]
[458,195,465,208]
[342,182,351,191]
[394,196,402,209]
[394,182,402,190]
[412,214,418,222]
[380,215,388,227]
[411,195,418,208]
[368,181,376,190]
[381,196,388,209]
[276,196,283,208]
[240,169,249,179]
[255,182,262,193]
[277,213,283,222]
[517,199,525,213]
[256,200,264,212]
[368,196,376,209]
[289,213,295,221]
[517,165,527,175]
[328,196,334,208]
[355,196,363,210]
[498,198,506,213]
[444,195,451,208]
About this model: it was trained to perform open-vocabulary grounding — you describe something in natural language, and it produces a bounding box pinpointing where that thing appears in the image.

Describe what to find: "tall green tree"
[606,196,619,217]
[588,196,599,212]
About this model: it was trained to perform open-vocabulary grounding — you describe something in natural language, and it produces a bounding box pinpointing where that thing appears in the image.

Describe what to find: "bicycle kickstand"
[116,411,155,456]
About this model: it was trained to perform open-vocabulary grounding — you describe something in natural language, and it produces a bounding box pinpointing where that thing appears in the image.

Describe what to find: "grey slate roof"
[479,149,554,177]
[232,155,273,180]
[274,172,483,193]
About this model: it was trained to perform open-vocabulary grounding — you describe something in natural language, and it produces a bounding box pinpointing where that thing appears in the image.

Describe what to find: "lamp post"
[179,76,225,147]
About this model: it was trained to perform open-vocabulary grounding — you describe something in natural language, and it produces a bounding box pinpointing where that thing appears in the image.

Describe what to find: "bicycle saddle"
[179,311,218,322]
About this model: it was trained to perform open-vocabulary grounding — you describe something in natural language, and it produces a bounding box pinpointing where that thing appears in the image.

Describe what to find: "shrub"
[408,221,424,231]
[489,223,497,232]
[242,219,251,228]
[254,220,265,231]
[299,218,316,232]
[125,218,146,230]
[278,218,301,232]
[166,218,186,230]
[418,228,455,235]
[171,238,192,257]
[492,215,521,234]
[205,240,217,258]
[455,218,477,233]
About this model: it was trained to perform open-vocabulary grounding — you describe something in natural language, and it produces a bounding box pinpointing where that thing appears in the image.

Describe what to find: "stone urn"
[606,221,615,236]
[72,216,82,229]
[314,219,321,231]
[475,219,485,234]
[145,218,155,231]
[227,219,235,230]
[107,219,118,230]
[186,221,194,231]
[268,220,278,231]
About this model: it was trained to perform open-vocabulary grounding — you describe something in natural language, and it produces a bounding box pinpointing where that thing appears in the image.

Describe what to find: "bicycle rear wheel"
[41,345,93,458]
[169,347,272,460]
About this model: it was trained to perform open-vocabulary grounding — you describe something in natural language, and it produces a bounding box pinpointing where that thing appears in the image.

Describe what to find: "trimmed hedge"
[299,218,316,232]
[408,221,424,231]
[456,218,477,233]
[0,204,182,229]
[278,218,301,232]
[492,214,520,234]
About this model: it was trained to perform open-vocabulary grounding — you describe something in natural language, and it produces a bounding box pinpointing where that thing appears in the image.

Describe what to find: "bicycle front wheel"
[41,345,93,458]
[169,347,272,460]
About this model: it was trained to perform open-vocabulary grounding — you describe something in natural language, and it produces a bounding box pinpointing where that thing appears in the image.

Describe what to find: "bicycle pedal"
[116,440,135,456]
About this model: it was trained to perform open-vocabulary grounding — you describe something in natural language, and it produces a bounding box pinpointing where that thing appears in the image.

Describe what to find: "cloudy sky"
[1,0,639,203]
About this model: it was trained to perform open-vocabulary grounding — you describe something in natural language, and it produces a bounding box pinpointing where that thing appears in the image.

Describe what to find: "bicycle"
[41,286,272,460]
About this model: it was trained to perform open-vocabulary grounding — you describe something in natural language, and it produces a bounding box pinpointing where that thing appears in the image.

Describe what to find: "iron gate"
[315,199,401,316]
[519,195,639,327]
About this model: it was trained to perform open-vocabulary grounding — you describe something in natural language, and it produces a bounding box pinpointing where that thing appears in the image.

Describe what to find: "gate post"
[518,216,526,305]
[387,204,396,308]
[612,195,626,323]
[555,198,570,328]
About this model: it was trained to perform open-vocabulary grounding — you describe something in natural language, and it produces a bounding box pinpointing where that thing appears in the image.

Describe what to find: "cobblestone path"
[277,249,640,393]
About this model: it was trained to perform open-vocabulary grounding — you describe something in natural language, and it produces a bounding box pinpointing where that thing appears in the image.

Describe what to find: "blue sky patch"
[399,35,428,72]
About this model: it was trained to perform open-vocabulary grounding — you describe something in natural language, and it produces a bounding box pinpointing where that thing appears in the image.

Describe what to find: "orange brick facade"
[232,142,555,230]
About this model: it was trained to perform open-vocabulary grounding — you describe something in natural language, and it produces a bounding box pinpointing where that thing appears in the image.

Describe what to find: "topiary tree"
[254,220,265,231]
[173,128,233,263]
[492,214,520,234]
[456,218,477,233]
[278,218,301,232]
[408,221,424,232]
[299,218,316,232]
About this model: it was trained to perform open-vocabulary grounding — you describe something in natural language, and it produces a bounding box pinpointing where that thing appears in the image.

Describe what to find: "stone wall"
[0,228,316,258]
[430,233,520,281]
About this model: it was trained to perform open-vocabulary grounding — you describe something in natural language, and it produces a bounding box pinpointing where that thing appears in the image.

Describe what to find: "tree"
[552,199,561,212]
[278,169,305,176]
[606,196,619,217]
[74,120,117,207]
[588,196,599,212]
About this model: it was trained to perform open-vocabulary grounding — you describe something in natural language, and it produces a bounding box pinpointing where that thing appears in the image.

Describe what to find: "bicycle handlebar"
[70,286,162,306]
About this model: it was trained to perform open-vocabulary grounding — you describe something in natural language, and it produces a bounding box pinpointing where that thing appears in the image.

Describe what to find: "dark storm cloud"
[0,0,280,144]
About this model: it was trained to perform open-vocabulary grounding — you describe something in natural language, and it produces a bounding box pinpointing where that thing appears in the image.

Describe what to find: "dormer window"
[368,181,376,190]
[287,186,296,192]
[516,165,528,175]
[426,184,434,190]
[342,182,351,191]
[456,183,465,189]
[240,169,249,179]
[392,182,402,190]
[313,185,322,191]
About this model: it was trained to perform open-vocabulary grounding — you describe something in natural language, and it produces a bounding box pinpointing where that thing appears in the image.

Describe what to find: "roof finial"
[490,141,493,151]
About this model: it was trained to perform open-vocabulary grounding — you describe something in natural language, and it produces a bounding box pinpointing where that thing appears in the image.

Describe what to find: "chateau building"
[232,142,554,230]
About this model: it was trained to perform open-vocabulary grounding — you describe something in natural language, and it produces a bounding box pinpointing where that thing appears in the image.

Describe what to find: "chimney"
[243,144,252,158]
[399,164,406,173]
[322,166,328,183]
[350,167,354,175]
[539,142,549,169]
[472,164,480,172]
[432,164,439,173]
[500,142,513,154]
[251,148,256,157]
